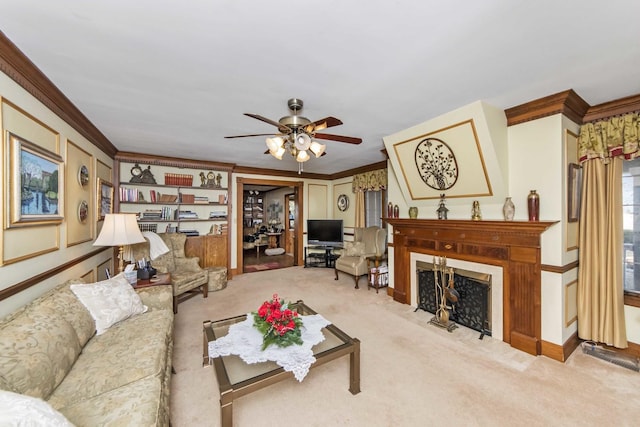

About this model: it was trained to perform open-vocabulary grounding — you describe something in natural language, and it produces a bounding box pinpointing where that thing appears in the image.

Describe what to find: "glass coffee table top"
[203,301,360,427]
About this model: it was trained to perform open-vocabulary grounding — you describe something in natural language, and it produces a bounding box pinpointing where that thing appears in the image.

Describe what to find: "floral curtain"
[578,112,640,162]
[352,169,387,192]
[576,114,636,348]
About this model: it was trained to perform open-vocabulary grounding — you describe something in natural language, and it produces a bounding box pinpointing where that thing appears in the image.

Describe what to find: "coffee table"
[203,301,360,427]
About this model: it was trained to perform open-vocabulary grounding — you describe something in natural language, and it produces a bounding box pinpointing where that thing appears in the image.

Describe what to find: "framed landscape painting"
[97,178,113,220]
[8,133,64,227]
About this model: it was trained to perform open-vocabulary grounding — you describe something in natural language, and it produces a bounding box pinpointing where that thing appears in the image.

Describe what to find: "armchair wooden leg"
[354,276,360,289]
[202,284,208,299]
[173,296,178,314]
[334,269,339,280]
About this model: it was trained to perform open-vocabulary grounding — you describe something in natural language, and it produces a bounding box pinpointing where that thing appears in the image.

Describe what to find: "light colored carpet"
[170,267,639,427]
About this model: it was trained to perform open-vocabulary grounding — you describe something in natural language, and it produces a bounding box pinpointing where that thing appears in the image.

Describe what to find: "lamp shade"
[294,132,312,151]
[94,213,146,247]
[296,149,310,162]
[309,141,326,158]
[265,136,284,152]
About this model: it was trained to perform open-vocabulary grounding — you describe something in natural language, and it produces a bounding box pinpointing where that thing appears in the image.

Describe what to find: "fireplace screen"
[416,262,491,338]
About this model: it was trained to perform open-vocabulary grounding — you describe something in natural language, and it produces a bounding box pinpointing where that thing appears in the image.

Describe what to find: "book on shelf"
[194,196,209,204]
[158,194,178,203]
[175,210,199,220]
[209,210,226,219]
[178,228,199,237]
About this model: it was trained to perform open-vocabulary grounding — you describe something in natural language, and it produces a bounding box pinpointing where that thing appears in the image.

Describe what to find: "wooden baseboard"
[541,331,580,362]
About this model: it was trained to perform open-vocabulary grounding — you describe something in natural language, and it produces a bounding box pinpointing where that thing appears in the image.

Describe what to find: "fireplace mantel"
[384,218,557,355]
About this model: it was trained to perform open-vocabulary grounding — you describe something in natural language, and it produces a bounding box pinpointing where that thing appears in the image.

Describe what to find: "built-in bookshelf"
[114,154,232,237]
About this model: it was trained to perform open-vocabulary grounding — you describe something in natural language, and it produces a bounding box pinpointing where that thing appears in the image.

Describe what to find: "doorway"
[237,177,303,274]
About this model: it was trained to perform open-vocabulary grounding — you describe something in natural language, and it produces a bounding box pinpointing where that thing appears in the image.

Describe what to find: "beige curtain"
[352,169,387,228]
[576,112,639,348]
[577,157,627,347]
[354,190,365,228]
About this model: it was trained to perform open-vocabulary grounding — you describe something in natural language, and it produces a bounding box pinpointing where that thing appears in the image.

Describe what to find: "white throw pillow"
[344,241,365,257]
[0,390,75,426]
[70,273,148,335]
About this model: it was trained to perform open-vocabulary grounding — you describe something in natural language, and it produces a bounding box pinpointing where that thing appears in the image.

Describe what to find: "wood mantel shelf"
[384,218,558,356]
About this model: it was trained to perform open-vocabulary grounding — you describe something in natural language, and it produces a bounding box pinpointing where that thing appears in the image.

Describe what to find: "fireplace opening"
[416,261,492,338]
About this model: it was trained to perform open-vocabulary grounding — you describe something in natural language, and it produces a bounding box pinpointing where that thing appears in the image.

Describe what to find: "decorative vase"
[393,204,399,218]
[503,197,515,221]
[387,202,393,218]
[409,207,418,219]
[527,190,540,221]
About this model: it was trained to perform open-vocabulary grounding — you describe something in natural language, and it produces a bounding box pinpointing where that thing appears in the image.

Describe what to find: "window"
[365,190,384,228]
[622,158,640,295]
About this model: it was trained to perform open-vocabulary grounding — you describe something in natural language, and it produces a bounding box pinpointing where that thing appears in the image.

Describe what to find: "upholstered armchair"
[130,232,208,313]
[334,226,387,289]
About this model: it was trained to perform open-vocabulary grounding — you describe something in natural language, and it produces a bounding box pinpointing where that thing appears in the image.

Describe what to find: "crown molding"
[0,31,117,156]
[583,93,640,123]
[504,89,590,126]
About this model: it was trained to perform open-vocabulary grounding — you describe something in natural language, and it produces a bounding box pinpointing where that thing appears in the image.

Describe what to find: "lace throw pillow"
[344,241,365,256]
[0,390,75,426]
[70,273,148,335]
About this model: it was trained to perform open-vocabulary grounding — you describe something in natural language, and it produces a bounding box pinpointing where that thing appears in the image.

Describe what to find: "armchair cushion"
[343,241,365,257]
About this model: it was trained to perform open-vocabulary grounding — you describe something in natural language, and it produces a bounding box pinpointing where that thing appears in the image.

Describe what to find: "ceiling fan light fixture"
[296,149,310,163]
[265,136,284,152]
[309,141,326,158]
[294,132,312,151]
[269,146,286,160]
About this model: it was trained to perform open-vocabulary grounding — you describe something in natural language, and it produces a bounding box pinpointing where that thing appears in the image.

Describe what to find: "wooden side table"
[136,272,171,288]
[366,256,388,293]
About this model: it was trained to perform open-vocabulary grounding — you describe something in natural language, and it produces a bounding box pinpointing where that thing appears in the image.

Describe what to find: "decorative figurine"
[216,173,222,188]
[437,194,449,220]
[471,200,481,221]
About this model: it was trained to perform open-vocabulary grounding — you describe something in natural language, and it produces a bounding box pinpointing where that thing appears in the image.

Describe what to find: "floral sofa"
[0,274,174,426]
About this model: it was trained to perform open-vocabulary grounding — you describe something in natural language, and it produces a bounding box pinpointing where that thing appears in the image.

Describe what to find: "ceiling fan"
[225,98,362,173]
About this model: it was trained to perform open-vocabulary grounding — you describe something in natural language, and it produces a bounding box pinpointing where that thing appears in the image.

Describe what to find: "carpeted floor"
[170,266,639,427]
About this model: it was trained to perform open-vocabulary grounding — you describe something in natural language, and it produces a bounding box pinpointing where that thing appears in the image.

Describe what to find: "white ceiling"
[1,1,639,175]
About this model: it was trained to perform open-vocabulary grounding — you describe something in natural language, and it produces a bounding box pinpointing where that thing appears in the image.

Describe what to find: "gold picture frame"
[567,163,582,223]
[97,178,113,221]
[8,133,64,227]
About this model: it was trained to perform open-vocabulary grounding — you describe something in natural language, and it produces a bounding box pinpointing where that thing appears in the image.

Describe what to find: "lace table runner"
[208,314,331,381]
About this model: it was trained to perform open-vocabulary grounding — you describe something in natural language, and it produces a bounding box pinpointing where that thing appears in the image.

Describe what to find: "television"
[307,219,343,247]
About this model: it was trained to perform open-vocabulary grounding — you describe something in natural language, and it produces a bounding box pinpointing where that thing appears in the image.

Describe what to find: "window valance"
[578,112,640,162]
[352,169,387,192]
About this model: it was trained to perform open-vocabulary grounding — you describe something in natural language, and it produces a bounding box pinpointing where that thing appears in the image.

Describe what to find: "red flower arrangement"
[253,293,303,350]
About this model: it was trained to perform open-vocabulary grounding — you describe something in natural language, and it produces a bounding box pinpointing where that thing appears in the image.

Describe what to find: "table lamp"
[94,213,146,273]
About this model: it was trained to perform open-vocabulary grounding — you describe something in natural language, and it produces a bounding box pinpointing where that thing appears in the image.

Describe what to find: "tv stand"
[304,245,342,268]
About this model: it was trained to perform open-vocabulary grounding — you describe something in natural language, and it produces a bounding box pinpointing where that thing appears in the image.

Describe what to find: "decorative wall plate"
[337,194,349,211]
[78,200,89,223]
[78,165,89,187]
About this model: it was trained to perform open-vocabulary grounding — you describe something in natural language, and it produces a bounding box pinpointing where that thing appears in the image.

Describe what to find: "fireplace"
[416,261,491,338]
[384,218,555,355]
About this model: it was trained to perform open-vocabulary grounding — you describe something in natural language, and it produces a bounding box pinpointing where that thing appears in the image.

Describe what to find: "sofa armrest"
[136,285,173,311]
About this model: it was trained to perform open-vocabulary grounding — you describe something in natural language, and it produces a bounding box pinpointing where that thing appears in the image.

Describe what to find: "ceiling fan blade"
[225,133,276,139]
[306,116,343,133]
[314,133,362,144]
[245,113,290,132]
